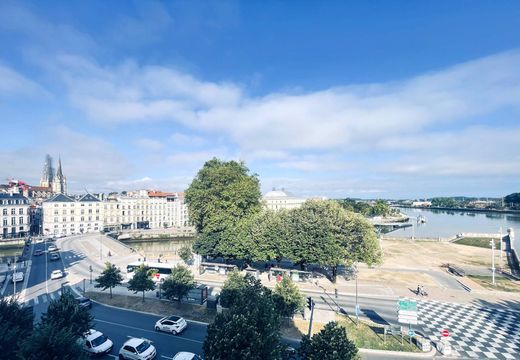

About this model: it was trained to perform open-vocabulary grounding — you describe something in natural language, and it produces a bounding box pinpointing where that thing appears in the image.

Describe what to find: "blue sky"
[1,1,520,198]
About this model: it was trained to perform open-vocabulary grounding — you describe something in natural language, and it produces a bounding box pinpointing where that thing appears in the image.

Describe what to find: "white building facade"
[42,193,104,236]
[262,188,307,211]
[0,193,30,239]
[103,190,190,231]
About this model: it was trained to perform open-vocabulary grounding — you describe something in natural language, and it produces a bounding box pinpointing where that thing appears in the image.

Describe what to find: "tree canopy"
[161,265,196,303]
[178,246,194,264]
[42,291,92,337]
[0,297,33,360]
[204,274,281,360]
[273,276,305,318]
[128,265,156,302]
[299,322,359,360]
[185,158,262,256]
[95,262,123,298]
[504,193,520,209]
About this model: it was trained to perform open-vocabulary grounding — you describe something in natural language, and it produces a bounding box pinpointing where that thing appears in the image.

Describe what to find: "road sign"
[441,329,449,337]
[355,304,360,316]
[398,298,417,311]
[408,329,415,337]
[398,309,418,316]
[397,298,418,325]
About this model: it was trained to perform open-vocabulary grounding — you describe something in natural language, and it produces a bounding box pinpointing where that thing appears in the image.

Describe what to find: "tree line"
[185,159,382,280]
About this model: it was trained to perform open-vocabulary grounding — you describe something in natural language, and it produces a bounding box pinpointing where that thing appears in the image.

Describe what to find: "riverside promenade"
[57,234,520,312]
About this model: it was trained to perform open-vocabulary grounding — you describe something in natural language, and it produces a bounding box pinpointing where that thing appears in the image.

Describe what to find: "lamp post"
[355,264,359,325]
[13,257,17,297]
[490,239,496,286]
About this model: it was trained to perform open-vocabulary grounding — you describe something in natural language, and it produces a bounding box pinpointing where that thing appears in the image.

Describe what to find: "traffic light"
[307,297,314,310]
[89,265,93,272]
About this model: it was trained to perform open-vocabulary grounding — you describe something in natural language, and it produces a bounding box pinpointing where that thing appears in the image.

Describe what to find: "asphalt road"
[91,302,205,359]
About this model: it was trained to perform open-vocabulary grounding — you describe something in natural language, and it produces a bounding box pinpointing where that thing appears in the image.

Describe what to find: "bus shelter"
[268,267,313,283]
[199,262,237,275]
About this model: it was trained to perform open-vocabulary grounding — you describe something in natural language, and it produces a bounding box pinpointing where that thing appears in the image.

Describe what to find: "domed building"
[262,188,306,210]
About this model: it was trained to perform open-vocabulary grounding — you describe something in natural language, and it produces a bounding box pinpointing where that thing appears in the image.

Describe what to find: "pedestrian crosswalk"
[23,290,63,307]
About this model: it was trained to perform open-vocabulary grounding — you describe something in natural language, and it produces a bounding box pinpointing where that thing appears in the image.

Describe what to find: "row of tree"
[203,272,359,360]
[336,198,395,217]
[95,262,196,303]
[185,159,382,279]
[0,292,92,360]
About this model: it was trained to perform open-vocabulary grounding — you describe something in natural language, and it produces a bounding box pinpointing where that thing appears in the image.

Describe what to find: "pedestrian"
[268,270,272,282]
[417,284,421,296]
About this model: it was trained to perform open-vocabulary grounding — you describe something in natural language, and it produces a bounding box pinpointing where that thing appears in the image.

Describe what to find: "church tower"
[40,154,54,188]
[52,156,67,194]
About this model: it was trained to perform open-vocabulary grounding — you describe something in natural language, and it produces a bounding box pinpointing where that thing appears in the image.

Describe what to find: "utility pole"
[355,264,359,325]
[307,297,315,337]
[13,257,16,297]
[499,227,503,263]
[490,239,496,286]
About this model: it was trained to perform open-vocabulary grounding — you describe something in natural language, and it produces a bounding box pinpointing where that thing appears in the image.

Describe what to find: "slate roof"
[78,193,101,202]
[45,193,75,202]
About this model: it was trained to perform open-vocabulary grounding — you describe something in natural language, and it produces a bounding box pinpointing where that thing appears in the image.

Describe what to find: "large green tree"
[0,297,33,359]
[273,276,305,318]
[185,158,262,257]
[19,322,87,360]
[204,274,281,360]
[42,292,92,337]
[504,193,520,209]
[95,262,124,298]
[161,265,196,304]
[299,322,359,360]
[219,270,260,308]
[127,265,156,302]
[287,200,381,281]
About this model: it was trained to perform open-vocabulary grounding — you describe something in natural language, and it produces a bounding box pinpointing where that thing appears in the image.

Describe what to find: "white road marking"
[95,319,203,344]
[33,296,39,305]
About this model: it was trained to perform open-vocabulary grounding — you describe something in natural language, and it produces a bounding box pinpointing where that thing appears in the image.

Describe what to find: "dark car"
[49,253,60,261]
[76,296,92,309]
[34,250,44,256]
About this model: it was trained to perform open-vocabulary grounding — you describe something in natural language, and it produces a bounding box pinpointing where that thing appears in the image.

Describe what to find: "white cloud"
[0,63,47,97]
[170,132,206,147]
[136,138,164,151]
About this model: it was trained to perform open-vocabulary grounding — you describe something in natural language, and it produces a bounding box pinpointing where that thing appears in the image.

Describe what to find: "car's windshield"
[91,335,107,347]
[135,341,151,353]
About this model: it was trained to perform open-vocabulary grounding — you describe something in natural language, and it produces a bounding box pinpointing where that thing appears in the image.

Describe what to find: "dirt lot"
[379,239,499,270]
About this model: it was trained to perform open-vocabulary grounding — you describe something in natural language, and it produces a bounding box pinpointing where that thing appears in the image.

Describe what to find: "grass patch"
[454,237,495,248]
[86,291,216,323]
[280,316,420,352]
[467,275,520,292]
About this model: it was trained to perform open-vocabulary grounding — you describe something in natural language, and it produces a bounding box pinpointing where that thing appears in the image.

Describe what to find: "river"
[120,236,194,259]
[391,207,520,238]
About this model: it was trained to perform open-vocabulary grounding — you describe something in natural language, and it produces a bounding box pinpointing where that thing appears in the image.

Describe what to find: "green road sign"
[398,299,417,312]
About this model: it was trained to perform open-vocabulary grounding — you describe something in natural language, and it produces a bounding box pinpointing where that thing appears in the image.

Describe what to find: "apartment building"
[0,193,30,239]
[103,190,190,231]
[42,193,104,236]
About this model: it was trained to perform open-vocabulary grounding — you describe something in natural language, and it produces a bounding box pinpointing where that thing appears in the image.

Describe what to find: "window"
[2,209,6,215]
[54,210,58,215]
[71,217,74,222]
[81,217,84,221]
[54,217,58,223]
[19,217,23,225]
[62,217,66,222]
[3,219,7,226]
[71,210,74,214]
[19,208,24,215]
[11,218,16,225]
[88,209,92,214]
[81,209,85,214]
[11,209,15,215]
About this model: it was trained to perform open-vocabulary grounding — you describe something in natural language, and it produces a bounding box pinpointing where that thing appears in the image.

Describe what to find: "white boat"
[417,215,427,223]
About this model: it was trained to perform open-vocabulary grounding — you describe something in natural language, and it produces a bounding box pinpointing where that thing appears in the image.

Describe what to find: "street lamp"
[490,239,496,286]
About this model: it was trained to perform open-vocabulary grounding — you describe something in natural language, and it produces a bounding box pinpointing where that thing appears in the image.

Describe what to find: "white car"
[79,329,113,356]
[11,272,24,283]
[171,352,202,360]
[119,338,156,360]
[154,315,187,335]
[48,244,58,252]
[50,269,64,280]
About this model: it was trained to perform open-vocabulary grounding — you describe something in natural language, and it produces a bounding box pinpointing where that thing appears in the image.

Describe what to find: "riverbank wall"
[395,205,520,215]
[381,232,500,242]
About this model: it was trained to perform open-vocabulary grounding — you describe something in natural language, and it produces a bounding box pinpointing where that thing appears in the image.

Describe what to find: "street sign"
[408,329,415,337]
[355,304,360,316]
[397,298,418,325]
[441,329,449,337]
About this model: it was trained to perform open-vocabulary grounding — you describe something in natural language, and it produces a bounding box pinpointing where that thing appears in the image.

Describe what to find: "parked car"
[171,352,202,360]
[11,272,24,283]
[78,329,113,356]
[50,269,64,280]
[33,250,43,256]
[154,315,187,335]
[48,244,58,252]
[76,296,92,309]
[50,253,60,261]
[118,338,156,360]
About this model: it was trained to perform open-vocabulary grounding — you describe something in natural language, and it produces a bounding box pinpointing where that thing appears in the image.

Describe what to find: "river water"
[121,236,194,259]
[391,207,520,238]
